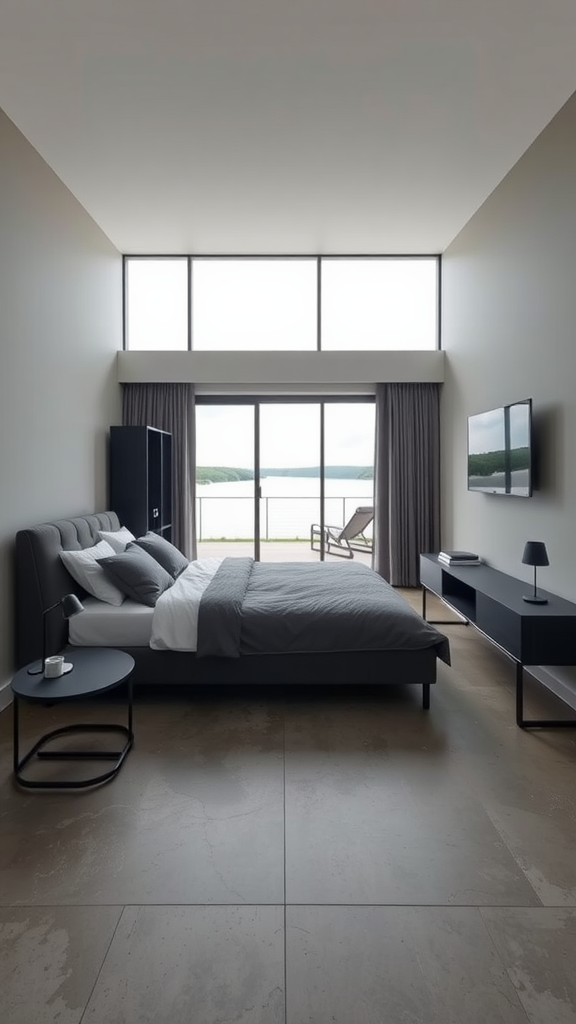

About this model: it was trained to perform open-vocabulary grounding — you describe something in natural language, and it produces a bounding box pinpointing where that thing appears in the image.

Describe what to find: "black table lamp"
[522,542,549,604]
[27,593,85,675]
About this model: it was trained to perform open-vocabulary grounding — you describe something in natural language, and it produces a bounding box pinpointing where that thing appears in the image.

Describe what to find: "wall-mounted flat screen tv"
[467,399,532,496]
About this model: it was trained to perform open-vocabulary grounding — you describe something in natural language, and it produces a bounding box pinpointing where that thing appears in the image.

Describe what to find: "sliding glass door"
[195,405,256,557]
[258,404,321,562]
[324,403,375,546]
[195,399,374,562]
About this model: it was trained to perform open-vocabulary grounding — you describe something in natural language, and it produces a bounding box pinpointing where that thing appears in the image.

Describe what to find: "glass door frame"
[195,394,375,560]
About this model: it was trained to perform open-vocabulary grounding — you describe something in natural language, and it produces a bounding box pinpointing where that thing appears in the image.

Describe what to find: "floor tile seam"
[0,901,287,909]
[77,904,126,1024]
[4,901,572,910]
[3,901,569,909]
[282,901,561,909]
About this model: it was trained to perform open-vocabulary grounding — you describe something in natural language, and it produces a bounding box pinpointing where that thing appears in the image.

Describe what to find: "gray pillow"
[97,545,175,607]
[133,532,189,579]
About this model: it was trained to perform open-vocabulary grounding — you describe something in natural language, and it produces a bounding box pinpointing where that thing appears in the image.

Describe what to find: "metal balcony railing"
[195,494,374,542]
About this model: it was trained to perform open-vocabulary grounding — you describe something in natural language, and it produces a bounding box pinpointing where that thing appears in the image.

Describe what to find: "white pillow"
[60,540,125,606]
[97,526,135,554]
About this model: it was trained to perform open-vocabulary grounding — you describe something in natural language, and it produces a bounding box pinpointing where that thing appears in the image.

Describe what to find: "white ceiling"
[1,0,576,255]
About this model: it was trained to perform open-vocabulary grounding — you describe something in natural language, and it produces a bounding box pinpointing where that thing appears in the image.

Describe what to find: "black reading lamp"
[522,542,549,604]
[27,593,85,675]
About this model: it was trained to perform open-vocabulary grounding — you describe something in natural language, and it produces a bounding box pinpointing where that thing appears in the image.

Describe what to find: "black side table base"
[516,663,576,730]
[14,669,134,794]
[14,724,133,789]
[11,650,135,790]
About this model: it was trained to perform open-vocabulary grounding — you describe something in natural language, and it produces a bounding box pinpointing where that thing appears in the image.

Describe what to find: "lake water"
[196,476,374,540]
[468,469,530,496]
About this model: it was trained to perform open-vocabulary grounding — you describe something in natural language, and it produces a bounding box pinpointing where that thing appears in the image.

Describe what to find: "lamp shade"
[61,593,84,618]
[27,593,85,674]
[522,541,549,567]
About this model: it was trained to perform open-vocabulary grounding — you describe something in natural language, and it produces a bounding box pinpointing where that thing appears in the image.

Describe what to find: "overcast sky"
[468,403,530,455]
[196,403,376,468]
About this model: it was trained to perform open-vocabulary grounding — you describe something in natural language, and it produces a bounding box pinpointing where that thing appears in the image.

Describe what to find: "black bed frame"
[14,512,438,705]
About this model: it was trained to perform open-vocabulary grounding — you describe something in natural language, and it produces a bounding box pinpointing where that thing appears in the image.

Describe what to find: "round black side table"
[11,647,135,790]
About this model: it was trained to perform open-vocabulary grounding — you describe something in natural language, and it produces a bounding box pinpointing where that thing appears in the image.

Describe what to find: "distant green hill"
[262,466,373,480]
[197,465,373,484]
[468,448,529,478]
[197,467,254,484]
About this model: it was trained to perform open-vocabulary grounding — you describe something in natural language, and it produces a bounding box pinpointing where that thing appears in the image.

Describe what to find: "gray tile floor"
[1,590,576,1023]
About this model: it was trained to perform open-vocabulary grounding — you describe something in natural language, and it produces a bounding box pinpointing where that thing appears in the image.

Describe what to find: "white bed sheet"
[151,557,222,651]
[69,597,154,647]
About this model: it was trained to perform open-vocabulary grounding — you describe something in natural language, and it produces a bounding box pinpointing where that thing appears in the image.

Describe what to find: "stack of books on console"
[438,550,482,566]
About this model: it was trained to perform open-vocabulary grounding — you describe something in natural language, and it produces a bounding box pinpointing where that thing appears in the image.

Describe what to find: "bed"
[14,512,450,707]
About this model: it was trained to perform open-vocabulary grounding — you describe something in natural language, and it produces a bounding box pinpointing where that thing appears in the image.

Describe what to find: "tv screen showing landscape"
[467,400,531,496]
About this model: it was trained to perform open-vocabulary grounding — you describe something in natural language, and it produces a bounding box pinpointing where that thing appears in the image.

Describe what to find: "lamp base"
[522,594,548,604]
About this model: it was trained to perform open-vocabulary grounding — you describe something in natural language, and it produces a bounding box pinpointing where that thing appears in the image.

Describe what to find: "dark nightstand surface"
[12,647,135,702]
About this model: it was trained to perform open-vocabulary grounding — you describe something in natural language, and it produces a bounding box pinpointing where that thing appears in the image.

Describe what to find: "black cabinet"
[109,426,172,542]
[420,554,576,728]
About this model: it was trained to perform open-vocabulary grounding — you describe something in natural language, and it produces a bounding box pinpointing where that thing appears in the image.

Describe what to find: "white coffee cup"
[44,655,65,678]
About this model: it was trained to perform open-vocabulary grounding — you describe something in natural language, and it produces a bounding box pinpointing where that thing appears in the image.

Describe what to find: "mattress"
[68,597,153,647]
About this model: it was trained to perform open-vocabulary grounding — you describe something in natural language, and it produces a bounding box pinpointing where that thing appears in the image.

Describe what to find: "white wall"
[441,91,576,707]
[0,108,122,700]
[441,91,576,603]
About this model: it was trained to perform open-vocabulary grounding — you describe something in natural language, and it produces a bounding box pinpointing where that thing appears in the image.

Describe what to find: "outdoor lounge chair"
[310,506,374,559]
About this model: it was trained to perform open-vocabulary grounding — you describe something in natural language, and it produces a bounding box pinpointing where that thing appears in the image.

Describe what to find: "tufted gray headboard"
[14,512,121,668]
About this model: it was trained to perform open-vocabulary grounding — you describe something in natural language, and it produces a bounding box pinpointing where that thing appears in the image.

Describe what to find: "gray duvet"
[196,558,450,663]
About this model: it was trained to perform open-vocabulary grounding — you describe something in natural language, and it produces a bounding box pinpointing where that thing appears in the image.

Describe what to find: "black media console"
[419,553,576,729]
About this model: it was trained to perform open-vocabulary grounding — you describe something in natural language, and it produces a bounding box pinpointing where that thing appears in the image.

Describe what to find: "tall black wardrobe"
[109,425,173,542]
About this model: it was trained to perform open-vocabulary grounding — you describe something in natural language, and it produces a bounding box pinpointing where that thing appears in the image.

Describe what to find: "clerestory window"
[124,255,439,351]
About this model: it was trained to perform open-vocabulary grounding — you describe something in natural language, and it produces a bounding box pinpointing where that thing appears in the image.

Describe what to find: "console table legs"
[420,555,576,731]
[516,663,576,729]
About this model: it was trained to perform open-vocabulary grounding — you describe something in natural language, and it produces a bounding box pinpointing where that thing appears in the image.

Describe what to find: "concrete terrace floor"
[1,588,576,1022]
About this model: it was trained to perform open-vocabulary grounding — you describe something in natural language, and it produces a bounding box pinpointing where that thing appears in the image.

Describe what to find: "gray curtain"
[373,382,441,586]
[121,383,196,560]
